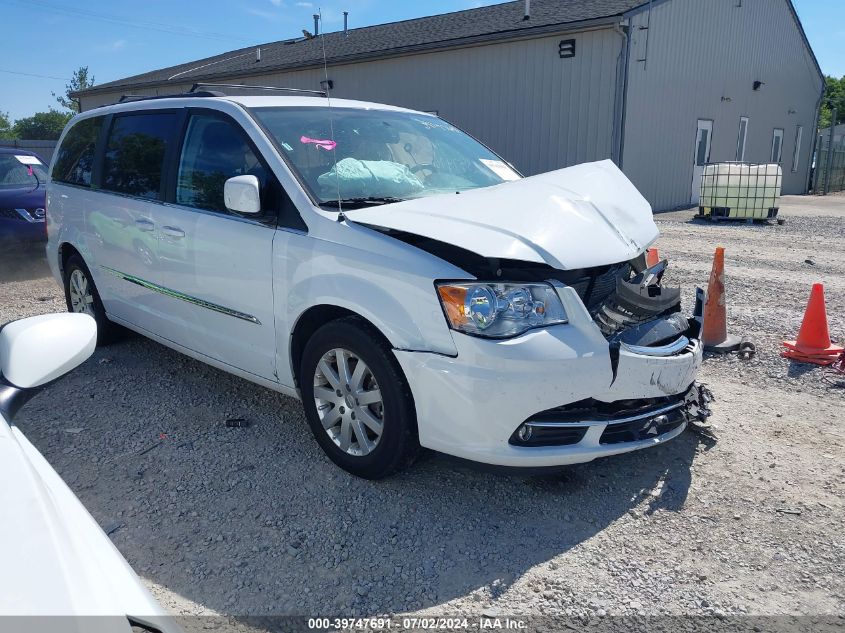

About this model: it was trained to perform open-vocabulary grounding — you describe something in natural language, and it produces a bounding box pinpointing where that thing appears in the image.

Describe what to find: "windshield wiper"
[319,196,404,210]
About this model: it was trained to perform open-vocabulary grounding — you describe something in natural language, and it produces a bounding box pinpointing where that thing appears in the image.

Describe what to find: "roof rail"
[116,90,224,104]
[189,83,327,97]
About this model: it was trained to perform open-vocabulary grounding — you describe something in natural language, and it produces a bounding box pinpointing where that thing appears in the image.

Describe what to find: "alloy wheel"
[68,269,95,317]
[313,347,384,456]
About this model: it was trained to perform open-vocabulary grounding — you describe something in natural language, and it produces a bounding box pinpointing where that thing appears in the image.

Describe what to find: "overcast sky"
[1,0,841,121]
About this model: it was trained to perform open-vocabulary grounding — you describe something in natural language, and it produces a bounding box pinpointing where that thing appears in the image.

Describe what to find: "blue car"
[0,148,48,243]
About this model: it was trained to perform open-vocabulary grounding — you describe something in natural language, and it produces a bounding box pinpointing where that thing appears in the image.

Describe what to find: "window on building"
[176,114,272,214]
[696,128,710,166]
[52,116,104,187]
[770,128,784,164]
[102,112,179,200]
[791,126,803,172]
[736,117,748,162]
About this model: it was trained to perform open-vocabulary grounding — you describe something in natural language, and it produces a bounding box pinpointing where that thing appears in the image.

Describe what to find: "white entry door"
[690,119,713,205]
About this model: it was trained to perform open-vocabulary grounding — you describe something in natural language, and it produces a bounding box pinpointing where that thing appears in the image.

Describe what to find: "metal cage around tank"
[697,162,783,221]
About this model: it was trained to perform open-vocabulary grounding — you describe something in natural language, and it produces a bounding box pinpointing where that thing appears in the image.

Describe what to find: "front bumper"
[395,286,704,467]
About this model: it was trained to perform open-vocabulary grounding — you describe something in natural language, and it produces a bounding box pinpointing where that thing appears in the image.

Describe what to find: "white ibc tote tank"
[699,163,782,219]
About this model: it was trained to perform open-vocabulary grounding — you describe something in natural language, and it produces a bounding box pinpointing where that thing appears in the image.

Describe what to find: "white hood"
[348,160,658,270]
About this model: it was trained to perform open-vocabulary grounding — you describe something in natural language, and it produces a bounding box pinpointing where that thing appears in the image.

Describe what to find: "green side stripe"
[100,266,261,325]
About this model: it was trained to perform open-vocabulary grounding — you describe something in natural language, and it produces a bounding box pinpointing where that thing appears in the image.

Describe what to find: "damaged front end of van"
[349,160,711,467]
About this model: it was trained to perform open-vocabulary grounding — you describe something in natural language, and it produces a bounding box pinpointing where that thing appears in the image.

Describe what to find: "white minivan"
[47,88,707,479]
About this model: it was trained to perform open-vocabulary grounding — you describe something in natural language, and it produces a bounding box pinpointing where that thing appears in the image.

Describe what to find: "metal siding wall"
[623,0,823,210]
[80,29,622,176]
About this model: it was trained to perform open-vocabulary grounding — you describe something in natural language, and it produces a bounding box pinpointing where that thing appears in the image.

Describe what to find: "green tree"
[52,66,95,114]
[0,111,16,140]
[819,75,845,129]
[13,110,72,140]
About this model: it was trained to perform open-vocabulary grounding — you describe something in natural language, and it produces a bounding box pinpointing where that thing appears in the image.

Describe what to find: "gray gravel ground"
[1,195,843,628]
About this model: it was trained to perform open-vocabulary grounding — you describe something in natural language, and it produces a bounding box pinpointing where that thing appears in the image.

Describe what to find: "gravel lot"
[1,195,844,627]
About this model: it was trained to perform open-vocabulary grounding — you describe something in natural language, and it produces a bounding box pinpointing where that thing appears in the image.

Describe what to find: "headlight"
[436,282,568,338]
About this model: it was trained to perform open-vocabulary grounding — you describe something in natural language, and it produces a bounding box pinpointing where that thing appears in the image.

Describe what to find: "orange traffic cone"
[646,248,660,268]
[782,283,843,365]
[702,246,740,353]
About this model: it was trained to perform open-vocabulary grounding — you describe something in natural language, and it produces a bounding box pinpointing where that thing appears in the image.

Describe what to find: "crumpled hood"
[348,160,658,270]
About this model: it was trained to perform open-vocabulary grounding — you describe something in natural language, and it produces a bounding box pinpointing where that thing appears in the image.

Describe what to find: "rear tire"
[63,254,122,345]
[300,316,419,479]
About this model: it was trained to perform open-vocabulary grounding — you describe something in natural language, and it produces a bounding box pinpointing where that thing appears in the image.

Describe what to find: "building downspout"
[612,19,630,168]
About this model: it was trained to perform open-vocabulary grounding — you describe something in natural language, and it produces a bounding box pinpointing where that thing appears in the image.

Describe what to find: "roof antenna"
[318,8,344,221]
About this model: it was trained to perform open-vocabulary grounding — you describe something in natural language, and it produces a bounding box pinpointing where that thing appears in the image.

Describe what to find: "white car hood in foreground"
[348,159,658,270]
[0,415,174,631]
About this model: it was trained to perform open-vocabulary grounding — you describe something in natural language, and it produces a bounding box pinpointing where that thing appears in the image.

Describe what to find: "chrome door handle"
[161,226,185,239]
[135,218,155,232]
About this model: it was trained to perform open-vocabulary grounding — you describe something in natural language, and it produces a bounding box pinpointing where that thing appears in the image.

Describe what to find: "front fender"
[291,274,451,351]
[274,225,464,387]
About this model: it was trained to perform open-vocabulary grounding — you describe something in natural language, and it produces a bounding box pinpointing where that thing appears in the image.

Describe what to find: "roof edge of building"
[784,0,825,88]
[71,15,623,99]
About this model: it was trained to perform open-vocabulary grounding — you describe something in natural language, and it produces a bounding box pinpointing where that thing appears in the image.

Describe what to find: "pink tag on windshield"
[27,166,33,176]
[300,135,336,151]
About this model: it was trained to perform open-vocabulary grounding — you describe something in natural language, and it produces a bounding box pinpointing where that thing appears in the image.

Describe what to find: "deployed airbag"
[317,158,424,199]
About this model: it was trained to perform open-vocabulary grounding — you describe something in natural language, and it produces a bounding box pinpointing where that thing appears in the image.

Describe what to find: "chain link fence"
[812,114,845,195]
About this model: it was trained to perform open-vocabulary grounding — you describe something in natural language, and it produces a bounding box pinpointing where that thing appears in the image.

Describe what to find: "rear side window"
[52,116,103,187]
[176,114,271,213]
[102,112,178,200]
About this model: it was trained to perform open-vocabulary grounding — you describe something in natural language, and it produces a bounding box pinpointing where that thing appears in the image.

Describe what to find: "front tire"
[63,254,121,345]
[300,316,419,479]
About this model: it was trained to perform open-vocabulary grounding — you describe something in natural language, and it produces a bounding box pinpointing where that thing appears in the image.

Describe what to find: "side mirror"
[0,313,97,390]
[224,175,261,214]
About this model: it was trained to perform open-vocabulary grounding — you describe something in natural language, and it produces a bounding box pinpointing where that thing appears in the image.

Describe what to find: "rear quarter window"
[52,116,104,187]
[102,112,179,200]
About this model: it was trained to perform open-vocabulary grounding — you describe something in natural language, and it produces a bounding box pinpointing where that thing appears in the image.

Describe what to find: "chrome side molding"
[100,266,261,325]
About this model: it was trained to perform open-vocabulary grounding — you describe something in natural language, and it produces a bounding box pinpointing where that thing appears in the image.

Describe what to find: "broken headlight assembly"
[436,282,568,338]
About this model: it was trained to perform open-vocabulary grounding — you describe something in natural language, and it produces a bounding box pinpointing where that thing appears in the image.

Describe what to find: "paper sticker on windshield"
[480,159,519,181]
[15,155,42,165]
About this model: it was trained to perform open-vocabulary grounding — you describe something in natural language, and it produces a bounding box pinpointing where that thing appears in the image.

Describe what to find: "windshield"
[251,106,520,207]
[0,154,47,189]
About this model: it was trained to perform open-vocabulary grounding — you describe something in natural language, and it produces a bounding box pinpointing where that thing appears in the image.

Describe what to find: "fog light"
[518,424,533,441]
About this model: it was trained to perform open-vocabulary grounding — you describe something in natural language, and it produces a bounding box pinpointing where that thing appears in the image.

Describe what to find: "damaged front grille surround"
[370,226,698,351]
[509,383,713,448]
[593,258,683,340]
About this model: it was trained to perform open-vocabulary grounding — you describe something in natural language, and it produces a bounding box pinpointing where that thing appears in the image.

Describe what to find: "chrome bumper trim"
[525,400,686,429]
[621,335,691,357]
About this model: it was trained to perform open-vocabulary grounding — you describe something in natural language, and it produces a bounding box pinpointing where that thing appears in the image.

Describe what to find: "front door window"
[176,115,271,214]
